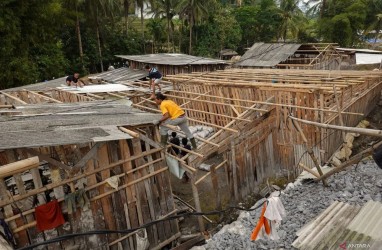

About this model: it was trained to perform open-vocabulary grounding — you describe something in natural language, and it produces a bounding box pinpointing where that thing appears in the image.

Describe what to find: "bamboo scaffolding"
[169,90,363,116]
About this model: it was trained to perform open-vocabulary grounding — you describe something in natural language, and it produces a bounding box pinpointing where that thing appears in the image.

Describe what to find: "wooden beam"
[289,116,382,137]
[119,127,139,138]
[23,148,71,171]
[298,163,320,178]
[0,157,39,178]
[195,160,227,185]
[171,235,205,250]
[315,141,382,182]
[0,105,14,108]
[0,91,28,104]
[24,90,62,103]
[72,142,106,169]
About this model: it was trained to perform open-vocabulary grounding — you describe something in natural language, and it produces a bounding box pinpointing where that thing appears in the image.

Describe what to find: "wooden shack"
[235,43,341,70]
[0,95,180,249]
[116,54,228,75]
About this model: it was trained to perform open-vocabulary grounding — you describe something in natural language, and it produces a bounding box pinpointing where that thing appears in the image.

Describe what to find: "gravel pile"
[194,160,382,250]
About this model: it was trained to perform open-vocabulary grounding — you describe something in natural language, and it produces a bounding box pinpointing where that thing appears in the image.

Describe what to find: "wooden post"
[333,83,349,161]
[230,139,239,201]
[291,118,328,186]
[210,165,221,212]
[191,175,205,232]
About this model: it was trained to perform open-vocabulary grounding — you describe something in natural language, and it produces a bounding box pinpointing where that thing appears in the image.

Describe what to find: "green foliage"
[194,9,242,57]
[1,0,382,89]
[233,0,281,50]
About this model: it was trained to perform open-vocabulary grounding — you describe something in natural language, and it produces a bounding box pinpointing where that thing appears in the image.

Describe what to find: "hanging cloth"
[250,202,271,241]
[35,200,65,231]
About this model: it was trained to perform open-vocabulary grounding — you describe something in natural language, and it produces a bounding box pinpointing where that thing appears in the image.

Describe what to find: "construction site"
[1,50,382,250]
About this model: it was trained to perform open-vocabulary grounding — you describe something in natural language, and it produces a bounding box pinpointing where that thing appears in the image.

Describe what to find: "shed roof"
[89,67,147,83]
[0,102,160,149]
[234,43,302,67]
[292,200,382,249]
[116,53,227,66]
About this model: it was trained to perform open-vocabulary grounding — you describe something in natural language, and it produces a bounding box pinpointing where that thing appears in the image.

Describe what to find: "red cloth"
[35,200,65,231]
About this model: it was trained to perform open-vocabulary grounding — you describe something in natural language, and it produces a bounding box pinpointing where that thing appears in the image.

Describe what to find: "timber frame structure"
[1,68,382,248]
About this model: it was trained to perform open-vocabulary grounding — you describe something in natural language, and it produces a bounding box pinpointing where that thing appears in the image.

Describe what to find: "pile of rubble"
[193,160,382,249]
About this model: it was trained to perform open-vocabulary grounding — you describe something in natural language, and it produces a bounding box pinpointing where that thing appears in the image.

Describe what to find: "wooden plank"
[97,143,118,247]
[72,142,105,169]
[86,157,108,247]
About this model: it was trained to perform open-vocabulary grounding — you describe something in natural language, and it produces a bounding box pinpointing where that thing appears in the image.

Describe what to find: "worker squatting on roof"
[152,93,197,150]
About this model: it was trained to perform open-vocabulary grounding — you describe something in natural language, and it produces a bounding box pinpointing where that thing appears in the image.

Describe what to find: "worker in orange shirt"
[153,93,197,149]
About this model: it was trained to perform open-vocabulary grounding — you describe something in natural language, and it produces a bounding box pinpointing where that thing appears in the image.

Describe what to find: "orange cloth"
[35,200,65,231]
[250,202,271,241]
[159,100,185,119]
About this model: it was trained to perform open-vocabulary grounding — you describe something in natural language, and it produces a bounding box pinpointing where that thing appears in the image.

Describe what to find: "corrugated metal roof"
[116,53,227,66]
[292,201,382,250]
[5,77,68,91]
[89,67,147,83]
[234,43,301,67]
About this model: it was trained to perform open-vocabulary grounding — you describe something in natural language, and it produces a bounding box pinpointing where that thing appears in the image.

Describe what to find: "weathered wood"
[0,148,162,208]
[231,139,239,201]
[23,149,71,171]
[289,115,382,137]
[291,117,328,186]
[315,141,382,181]
[119,127,139,138]
[298,163,320,178]
[0,157,39,178]
[171,235,205,250]
[72,142,105,169]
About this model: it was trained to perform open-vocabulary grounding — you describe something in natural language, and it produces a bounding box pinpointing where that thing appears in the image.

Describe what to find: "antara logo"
[339,242,347,250]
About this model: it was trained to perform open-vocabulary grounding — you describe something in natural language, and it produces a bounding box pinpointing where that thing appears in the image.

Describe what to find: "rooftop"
[116,53,227,66]
[0,102,160,149]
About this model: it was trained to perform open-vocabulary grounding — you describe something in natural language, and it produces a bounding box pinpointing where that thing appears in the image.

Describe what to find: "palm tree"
[277,0,305,42]
[86,0,120,72]
[149,0,180,52]
[136,0,147,51]
[365,13,382,45]
[178,0,209,54]
[305,0,328,18]
[123,0,130,35]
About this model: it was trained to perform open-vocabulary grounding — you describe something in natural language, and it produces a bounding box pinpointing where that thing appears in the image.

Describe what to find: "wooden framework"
[0,136,179,249]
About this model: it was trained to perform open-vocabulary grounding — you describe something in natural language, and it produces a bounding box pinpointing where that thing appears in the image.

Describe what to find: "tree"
[136,0,147,51]
[234,0,281,49]
[149,0,180,52]
[178,0,210,54]
[277,0,306,42]
[0,0,68,89]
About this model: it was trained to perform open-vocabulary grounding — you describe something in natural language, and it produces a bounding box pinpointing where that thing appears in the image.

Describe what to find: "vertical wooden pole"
[191,174,205,232]
[230,139,239,202]
[291,118,328,186]
[210,165,221,212]
[333,83,349,161]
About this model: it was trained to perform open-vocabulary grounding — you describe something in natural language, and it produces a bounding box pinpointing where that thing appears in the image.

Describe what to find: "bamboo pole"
[195,160,227,185]
[169,89,363,116]
[0,105,13,108]
[163,93,268,112]
[298,163,320,178]
[289,116,382,137]
[24,90,62,103]
[0,157,40,178]
[0,91,28,104]
[119,127,139,138]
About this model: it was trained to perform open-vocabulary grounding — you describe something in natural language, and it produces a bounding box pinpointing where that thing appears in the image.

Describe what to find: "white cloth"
[166,155,185,179]
[264,196,286,240]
